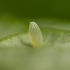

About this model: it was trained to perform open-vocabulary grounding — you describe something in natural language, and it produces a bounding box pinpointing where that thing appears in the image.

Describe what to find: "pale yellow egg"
[29,22,43,48]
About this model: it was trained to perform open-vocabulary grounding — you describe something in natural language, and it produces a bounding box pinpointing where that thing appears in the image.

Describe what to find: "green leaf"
[0,18,70,70]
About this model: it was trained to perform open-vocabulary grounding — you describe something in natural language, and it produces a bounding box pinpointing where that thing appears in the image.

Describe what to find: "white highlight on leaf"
[29,22,43,48]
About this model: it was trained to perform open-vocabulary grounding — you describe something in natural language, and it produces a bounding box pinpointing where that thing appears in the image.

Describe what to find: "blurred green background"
[0,0,70,18]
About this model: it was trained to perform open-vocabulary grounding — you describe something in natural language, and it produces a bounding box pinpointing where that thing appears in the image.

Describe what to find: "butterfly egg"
[29,22,43,48]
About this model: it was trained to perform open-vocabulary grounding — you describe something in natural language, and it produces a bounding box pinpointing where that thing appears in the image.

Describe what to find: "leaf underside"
[0,18,70,70]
